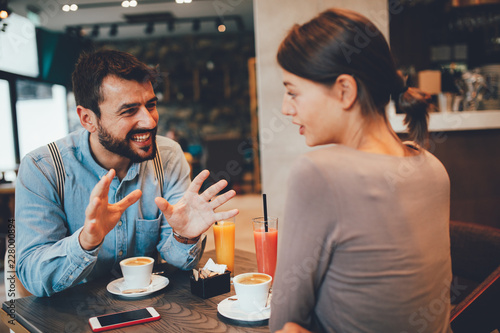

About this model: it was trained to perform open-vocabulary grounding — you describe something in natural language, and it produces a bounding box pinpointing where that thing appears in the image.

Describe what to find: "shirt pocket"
[135,217,161,257]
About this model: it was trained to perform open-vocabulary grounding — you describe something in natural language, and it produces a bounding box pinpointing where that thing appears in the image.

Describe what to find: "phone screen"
[98,308,152,327]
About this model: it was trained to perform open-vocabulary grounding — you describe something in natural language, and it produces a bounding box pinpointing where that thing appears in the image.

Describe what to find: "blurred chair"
[449,220,500,333]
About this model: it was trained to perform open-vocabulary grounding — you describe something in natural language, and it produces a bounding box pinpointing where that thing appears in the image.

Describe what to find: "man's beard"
[97,123,157,163]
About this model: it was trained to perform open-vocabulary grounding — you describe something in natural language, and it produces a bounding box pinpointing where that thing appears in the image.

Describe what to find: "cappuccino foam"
[236,273,270,285]
[122,258,153,266]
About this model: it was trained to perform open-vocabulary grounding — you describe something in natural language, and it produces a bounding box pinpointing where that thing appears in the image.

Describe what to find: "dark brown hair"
[277,8,431,146]
[71,49,158,118]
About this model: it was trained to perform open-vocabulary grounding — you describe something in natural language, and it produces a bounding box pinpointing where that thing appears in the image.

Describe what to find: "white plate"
[217,297,271,322]
[106,275,169,298]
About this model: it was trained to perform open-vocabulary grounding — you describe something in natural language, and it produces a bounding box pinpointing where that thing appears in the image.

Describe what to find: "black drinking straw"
[263,194,269,232]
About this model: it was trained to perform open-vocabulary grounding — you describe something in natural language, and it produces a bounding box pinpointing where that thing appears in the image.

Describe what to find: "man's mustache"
[126,127,157,139]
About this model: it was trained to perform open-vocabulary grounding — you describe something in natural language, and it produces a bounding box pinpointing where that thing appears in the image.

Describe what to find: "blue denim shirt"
[15,128,201,297]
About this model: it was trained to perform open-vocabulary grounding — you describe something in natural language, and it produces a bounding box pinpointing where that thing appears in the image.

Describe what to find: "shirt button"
[118,250,123,256]
[69,275,73,279]
[118,221,123,227]
[83,257,90,262]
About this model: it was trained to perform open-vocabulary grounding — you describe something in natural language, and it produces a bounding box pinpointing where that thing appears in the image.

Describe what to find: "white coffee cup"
[233,272,272,313]
[119,256,154,289]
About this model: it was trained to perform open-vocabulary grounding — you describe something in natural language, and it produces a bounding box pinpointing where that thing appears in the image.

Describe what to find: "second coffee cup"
[233,272,272,313]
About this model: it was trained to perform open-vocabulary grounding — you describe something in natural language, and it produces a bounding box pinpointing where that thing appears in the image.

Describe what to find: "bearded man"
[15,49,238,297]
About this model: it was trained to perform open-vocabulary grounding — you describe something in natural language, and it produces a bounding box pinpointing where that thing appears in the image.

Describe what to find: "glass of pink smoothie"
[252,217,278,280]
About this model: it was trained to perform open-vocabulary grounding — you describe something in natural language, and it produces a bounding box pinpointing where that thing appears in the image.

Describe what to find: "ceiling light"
[175,0,183,3]
[0,3,12,20]
[63,4,78,11]
[121,0,137,8]
[215,18,225,32]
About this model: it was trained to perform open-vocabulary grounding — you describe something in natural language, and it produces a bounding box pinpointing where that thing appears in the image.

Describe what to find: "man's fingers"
[90,169,115,199]
[210,190,236,209]
[85,197,101,220]
[201,179,228,201]
[116,189,142,210]
[188,170,210,194]
[214,209,239,222]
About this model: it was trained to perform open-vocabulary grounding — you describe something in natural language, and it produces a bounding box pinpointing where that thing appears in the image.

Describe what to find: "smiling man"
[15,49,238,297]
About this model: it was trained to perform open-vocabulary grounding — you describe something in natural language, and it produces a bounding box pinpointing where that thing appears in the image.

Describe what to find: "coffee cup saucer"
[107,275,169,298]
[217,296,271,324]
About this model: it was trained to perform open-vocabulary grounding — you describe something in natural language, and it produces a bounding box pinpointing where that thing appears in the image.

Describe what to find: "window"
[0,79,16,172]
[16,80,69,159]
[0,13,39,77]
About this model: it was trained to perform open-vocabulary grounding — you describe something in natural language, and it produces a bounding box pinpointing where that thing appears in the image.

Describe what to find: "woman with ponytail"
[271,8,452,333]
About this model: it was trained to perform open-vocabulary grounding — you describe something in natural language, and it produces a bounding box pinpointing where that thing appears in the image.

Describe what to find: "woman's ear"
[77,106,97,132]
[335,74,357,110]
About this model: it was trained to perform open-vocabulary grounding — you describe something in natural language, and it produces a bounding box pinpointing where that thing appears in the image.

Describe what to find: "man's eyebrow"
[283,81,294,87]
[148,97,159,104]
[116,97,158,113]
[117,102,139,113]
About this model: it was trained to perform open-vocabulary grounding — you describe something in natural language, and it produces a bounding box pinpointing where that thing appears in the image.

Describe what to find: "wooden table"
[1,249,268,333]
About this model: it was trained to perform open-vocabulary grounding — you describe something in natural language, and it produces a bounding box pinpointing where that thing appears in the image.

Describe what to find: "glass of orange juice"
[213,217,235,276]
[252,217,278,280]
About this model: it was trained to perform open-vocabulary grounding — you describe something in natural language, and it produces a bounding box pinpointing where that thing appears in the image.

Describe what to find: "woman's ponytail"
[393,86,432,148]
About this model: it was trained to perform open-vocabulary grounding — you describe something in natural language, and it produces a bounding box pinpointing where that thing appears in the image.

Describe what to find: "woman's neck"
[343,113,409,157]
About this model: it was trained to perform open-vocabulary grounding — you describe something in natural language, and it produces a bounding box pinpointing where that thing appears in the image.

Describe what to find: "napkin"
[203,258,227,274]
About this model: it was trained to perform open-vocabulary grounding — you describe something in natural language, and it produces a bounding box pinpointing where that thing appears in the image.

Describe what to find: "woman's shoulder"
[290,145,353,179]
[299,145,360,167]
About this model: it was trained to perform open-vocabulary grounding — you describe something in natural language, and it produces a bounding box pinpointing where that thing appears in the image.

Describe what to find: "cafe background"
[0,0,500,330]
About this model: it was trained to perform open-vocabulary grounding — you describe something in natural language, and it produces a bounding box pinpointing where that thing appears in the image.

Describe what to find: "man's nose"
[137,106,158,127]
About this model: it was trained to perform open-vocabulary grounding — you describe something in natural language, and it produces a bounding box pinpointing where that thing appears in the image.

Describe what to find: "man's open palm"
[155,170,238,239]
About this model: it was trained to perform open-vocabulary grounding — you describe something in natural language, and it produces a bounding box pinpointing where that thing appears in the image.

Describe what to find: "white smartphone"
[88,307,160,332]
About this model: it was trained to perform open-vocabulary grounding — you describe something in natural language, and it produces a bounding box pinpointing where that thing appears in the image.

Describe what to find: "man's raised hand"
[154,170,239,239]
[79,169,142,250]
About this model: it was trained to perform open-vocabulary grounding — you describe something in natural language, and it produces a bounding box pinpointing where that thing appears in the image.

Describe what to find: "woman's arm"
[270,156,337,332]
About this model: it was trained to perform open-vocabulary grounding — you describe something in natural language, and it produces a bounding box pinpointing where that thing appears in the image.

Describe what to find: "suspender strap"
[47,141,163,205]
[47,142,66,206]
[152,143,164,195]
